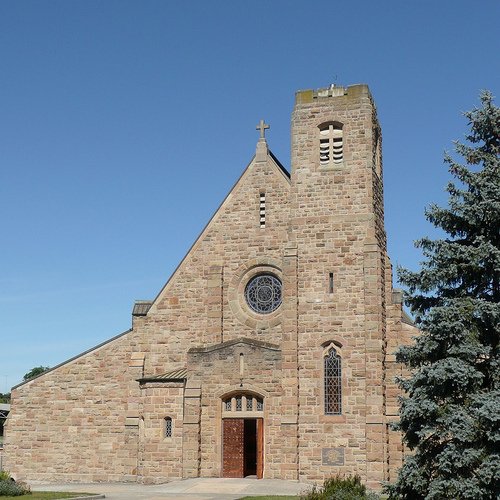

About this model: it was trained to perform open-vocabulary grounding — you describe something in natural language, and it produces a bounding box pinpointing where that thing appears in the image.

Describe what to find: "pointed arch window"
[324,345,342,415]
[319,122,344,166]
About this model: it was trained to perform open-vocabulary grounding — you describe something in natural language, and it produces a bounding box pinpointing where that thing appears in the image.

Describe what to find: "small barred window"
[164,417,172,438]
[222,394,264,413]
[324,347,342,415]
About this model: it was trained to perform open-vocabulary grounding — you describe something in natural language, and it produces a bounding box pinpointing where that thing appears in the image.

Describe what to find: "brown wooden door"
[256,418,263,479]
[222,418,244,478]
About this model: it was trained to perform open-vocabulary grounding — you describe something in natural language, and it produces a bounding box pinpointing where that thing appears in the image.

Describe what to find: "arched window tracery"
[324,344,342,415]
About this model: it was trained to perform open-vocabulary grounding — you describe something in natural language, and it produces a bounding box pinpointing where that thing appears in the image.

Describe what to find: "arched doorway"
[221,393,264,479]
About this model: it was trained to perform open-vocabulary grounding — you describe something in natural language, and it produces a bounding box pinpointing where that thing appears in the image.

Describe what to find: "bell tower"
[285,84,389,487]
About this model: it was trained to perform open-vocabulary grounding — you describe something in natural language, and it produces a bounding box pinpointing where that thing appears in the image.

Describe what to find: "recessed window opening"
[164,417,172,438]
[319,123,343,166]
[329,273,334,294]
[259,192,266,228]
[222,394,264,413]
[239,353,244,375]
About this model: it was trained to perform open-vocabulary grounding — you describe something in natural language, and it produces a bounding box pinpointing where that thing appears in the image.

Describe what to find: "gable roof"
[12,328,133,390]
[148,149,290,313]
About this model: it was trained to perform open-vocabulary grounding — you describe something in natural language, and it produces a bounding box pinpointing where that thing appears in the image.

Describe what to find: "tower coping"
[295,83,370,104]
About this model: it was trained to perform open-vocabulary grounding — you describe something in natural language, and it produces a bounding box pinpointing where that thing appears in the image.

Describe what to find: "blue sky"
[1,0,499,393]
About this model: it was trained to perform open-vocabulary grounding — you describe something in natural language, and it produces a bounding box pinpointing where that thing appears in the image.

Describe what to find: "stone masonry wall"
[5,331,143,482]
[6,147,293,484]
[136,152,291,379]
[5,85,412,488]
[187,339,282,479]
[290,85,391,488]
[138,382,184,482]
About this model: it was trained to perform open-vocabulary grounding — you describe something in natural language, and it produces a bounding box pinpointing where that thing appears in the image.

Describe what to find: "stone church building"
[5,84,417,489]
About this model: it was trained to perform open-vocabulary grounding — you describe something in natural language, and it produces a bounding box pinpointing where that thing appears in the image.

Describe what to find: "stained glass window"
[324,348,342,415]
[245,274,282,314]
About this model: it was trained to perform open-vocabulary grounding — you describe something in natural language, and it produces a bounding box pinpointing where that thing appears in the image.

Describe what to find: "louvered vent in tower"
[320,128,330,165]
[319,123,343,166]
[332,128,343,163]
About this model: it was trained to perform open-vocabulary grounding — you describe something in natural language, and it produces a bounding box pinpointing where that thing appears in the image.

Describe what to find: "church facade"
[5,84,416,489]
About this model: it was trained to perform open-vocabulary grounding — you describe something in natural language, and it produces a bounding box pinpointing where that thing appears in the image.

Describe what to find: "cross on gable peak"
[256,119,270,139]
[255,119,269,162]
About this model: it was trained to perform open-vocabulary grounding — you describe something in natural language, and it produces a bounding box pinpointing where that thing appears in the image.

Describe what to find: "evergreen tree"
[387,92,500,499]
[22,366,50,381]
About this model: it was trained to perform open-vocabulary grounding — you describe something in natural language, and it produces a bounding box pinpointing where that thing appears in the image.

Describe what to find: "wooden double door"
[222,418,263,478]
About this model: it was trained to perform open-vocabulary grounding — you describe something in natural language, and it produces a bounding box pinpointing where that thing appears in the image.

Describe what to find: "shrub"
[0,479,30,496]
[301,474,380,500]
[0,471,9,482]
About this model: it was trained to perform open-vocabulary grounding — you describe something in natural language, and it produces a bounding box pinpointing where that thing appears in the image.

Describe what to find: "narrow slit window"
[329,273,334,294]
[259,192,266,228]
[164,417,172,438]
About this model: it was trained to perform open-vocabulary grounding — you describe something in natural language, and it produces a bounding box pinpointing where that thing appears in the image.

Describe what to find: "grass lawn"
[239,496,299,500]
[1,493,94,499]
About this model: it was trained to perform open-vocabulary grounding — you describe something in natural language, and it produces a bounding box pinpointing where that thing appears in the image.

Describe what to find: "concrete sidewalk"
[33,477,314,499]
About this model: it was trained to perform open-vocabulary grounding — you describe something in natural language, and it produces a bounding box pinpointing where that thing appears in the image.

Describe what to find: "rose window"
[245,274,282,314]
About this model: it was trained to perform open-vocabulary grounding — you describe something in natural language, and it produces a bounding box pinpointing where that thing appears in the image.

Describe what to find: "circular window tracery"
[245,274,282,314]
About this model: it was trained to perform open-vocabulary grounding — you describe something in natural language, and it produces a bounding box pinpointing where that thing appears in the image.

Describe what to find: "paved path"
[33,477,313,499]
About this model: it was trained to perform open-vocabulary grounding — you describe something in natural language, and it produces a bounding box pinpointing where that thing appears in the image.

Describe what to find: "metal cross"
[256,119,270,139]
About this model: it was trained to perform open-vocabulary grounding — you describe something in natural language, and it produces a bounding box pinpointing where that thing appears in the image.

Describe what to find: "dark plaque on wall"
[322,447,345,466]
